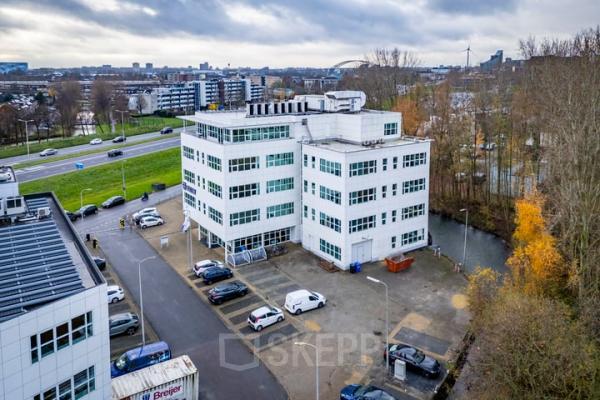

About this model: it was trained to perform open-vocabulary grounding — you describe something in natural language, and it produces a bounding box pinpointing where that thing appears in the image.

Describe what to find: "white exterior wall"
[0,285,111,400]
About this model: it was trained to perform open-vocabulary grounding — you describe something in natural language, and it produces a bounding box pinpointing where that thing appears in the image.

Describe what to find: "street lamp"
[138,256,156,347]
[79,188,92,217]
[115,110,127,141]
[121,160,127,199]
[294,342,319,400]
[367,276,389,374]
[18,119,34,160]
[460,208,469,269]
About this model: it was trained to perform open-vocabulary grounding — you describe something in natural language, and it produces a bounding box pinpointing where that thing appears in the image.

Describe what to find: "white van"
[284,289,326,315]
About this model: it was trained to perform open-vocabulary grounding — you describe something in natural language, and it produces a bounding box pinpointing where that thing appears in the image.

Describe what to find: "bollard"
[86,233,91,242]
[92,239,98,249]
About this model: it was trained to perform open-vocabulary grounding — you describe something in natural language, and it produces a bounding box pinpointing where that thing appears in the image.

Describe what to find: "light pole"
[367,276,389,374]
[18,119,34,160]
[79,188,92,218]
[460,208,469,269]
[295,342,319,400]
[121,161,126,199]
[115,110,127,141]
[138,256,156,347]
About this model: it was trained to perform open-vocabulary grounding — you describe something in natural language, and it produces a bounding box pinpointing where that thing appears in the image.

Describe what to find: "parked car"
[203,266,233,285]
[39,148,57,157]
[90,138,103,145]
[160,127,173,135]
[384,344,442,378]
[109,312,139,337]
[107,149,123,157]
[102,195,125,208]
[112,135,126,143]
[139,215,164,229]
[248,306,284,332]
[207,281,248,305]
[111,341,171,378]
[340,384,397,400]
[193,259,224,277]
[75,204,98,218]
[133,207,158,222]
[65,210,79,222]
[93,257,106,270]
[107,285,124,304]
[284,289,326,315]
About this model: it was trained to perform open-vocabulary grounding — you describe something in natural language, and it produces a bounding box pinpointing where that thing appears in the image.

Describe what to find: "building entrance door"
[351,240,372,263]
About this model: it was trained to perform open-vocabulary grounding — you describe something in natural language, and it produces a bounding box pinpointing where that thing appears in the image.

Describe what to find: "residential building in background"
[0,166,110,399]
[480,50,503,71]
[145,63,153,70]
[132,62,140,69]
[0,62,28,74]
[179,91,431,269]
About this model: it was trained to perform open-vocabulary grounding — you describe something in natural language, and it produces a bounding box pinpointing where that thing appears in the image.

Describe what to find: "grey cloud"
[427,0,518,15]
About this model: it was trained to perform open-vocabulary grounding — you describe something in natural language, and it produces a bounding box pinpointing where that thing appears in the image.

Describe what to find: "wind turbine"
[463,44,472,68]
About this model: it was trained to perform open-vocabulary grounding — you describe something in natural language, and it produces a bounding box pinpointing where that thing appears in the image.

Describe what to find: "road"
[75,188,288,400]
[14,136,180,182]
[3,126,185,166]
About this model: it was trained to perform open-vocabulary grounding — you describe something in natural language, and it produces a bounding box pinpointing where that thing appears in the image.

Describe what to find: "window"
[402,203,426,220]
[320,212,341,233]
[402,229,425,245]
[391,236,397,249]
[402,178,426,193]
[320,159,341,176]
[303,154,308,167]
[382,158,388,171]
[229,156,259,172]
[201,178,205,190]
[303,205,308,218]
[35,366,95,400]
[73,367,95,399]
[349,188,376,205]
[207,181,222,198]
[384,122,398,136]
[393,156,398,169]
[30,336,38,363]
[230,125,290,142]
[266,177,294,193]
[319,186,341,205]
[311,208,315,221]
[382,185,387,198]
[311,156,316,169]
[392,210,397,223]
[403,152,427,167]
[267,152,293,167]
[267,202,294,218]
[201,152,205,164]
[207,155,222,171]
[208,207,222,225]
[381,212,387,225]
[349,160,377,176]
[183,145,194,160]
[320,239,341,260]
[303,180,308,193]
[230,209,260,226]
[311,182,316,195]
[349,215,376,233]
[40,329,54,358]
[229,183,259,199]
[264,228,291,246]
[31,312,93,364]
[183,169,195,185]
[184,192,195,207]
[231,234,262,251]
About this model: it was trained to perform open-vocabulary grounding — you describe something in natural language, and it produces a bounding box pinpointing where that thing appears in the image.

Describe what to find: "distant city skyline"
[0,0,598,69]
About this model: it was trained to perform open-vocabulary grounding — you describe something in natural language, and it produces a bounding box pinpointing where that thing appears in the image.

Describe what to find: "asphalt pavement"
[75,188,288,400]
[13,136,180,182]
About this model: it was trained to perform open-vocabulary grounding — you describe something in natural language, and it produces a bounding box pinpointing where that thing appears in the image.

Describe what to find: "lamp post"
[115,110,127,141]
[79,188,92,219]
[138,256,156,347]
[295,342,319,400]
[367,276,389,374]
[18,119,34,160]
[460,208,469,269]
[121,161,126,198]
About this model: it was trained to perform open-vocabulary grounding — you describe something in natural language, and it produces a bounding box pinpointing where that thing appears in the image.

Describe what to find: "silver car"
[109,312,139,337]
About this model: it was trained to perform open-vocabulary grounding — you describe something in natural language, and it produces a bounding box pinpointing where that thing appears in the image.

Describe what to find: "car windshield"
[115,354,129,370]
[413,350,425,363]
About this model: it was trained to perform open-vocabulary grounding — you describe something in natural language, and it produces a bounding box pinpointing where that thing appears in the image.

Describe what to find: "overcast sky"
[0,0,598,69]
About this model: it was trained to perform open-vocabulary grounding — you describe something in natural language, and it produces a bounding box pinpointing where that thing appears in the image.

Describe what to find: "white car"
[107,285,124,304]
[284,289,326,315]
[133,207,158,222]
[193,259,224,277]
[90,138,103,145]
[248,306,284,331]
[139,216,164,229]
[39,148,57,157]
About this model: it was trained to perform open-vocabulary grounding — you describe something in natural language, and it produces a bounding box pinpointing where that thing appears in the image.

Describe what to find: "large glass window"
[208,207,223,225]
[182,146,194,160]
[266,202,294,218]
[229,156,259,172]
[183,169,195,185]
[207,181,222,198]
[320,239,341,260]
[319,186,341,205]
[403,152,427,167]
[184,192,196,207]
[229,209,260,226]
[402,178,426,194]
[349,188,376,205]
[231,125,290,142]
[207,155,222,171]
[349,215,376,233]
[266,152,293,167]
[319,159,341,176]
[31,312,93,364]
[384,122,398,136]
[266,177,294,193]
[402,203,426,220]
[229,183,259,199]
[319,212,341,233]
[401,229,425,246]
[349,160,377,176]
[264,228,291,246]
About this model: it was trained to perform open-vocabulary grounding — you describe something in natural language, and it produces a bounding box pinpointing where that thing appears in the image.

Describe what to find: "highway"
[2,126,185,166]
[14,136,181,182]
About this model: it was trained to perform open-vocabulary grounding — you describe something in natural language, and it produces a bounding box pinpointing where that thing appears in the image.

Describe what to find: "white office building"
[0,166,111,399]
[179,91,431,269]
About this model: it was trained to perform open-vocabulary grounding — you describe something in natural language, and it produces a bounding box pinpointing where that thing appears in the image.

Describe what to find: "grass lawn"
[1,116,192,159]
[19,147,182,211]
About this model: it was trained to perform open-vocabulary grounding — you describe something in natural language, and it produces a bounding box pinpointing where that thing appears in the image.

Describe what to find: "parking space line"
[254,324,300,350]
[265,283,301,297]
[219,294,261,314]
[252,275,291,289]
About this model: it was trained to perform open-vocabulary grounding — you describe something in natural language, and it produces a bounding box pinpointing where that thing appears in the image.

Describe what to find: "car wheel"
[277,316,283,323]
[158,221,163,225]
[205,280,212,285]
[256,325,263,332]
[318,302,324,308]
[111,298,118,304]
[295,308,302,315]
[126,327,136,335]
[216,299,222,305]
[141,225,146,229]
[241,290,247,296]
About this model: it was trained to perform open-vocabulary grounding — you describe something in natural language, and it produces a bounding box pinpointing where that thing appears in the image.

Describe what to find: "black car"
[340,384,397,400]
[207,281,248,305]
[384,344,441,378]
[107,149,123,157]
[102,195,125,208]
[65,210,79,222]
[112,135,126,143]
[93,257,106,270]
[76,204,98,217]
[160,127,173,135]
[203,267,233,285]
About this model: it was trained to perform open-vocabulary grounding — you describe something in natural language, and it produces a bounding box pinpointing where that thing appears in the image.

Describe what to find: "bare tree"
[54,80,81,137]
[91,79,114,133]
[135,93,147,116]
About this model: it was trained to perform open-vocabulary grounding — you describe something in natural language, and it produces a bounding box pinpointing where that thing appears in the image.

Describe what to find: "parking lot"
[139,197,470,400]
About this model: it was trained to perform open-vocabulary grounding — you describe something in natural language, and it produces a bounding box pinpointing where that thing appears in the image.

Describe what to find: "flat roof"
[304,136,431,153]
[0,193,103,323]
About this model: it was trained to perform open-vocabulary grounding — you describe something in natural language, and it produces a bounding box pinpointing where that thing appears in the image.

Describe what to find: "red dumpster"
[385,254,414,272]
